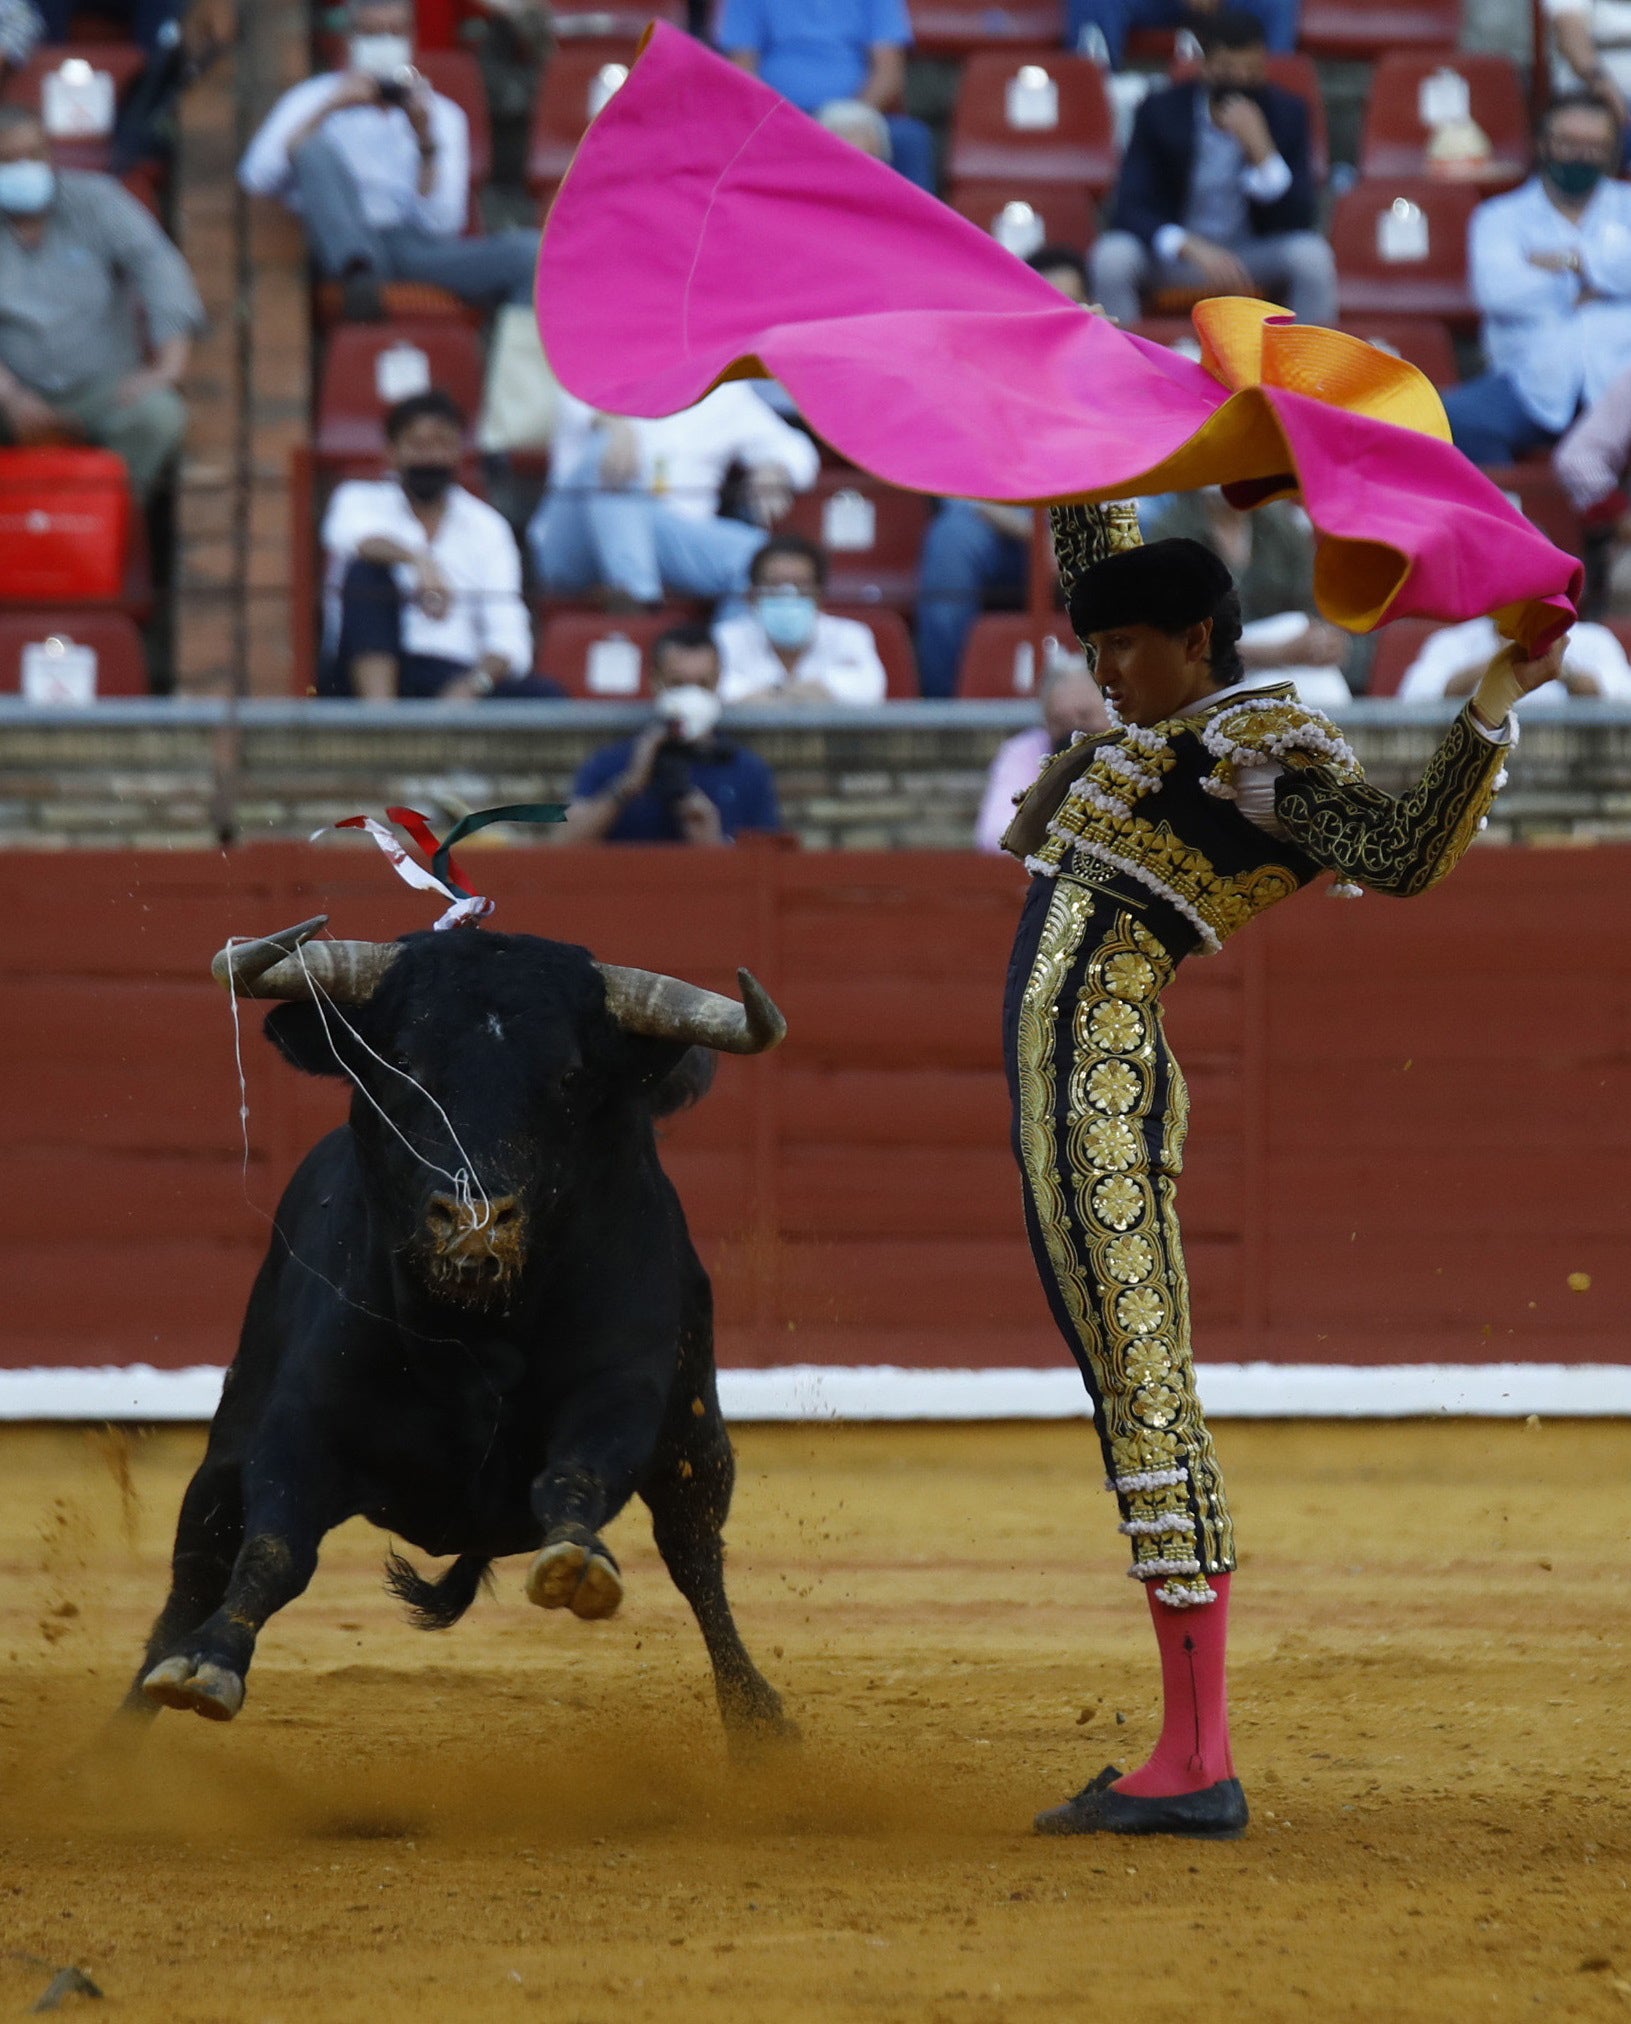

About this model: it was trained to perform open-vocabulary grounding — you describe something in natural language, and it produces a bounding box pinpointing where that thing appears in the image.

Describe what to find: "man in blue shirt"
[716,0,937,191]
[1069,0,1297,68]
[1444,93,1631,467]
[559,624,783,845]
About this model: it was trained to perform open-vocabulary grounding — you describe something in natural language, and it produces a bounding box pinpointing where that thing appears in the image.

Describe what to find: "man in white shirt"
[239,0,538,321]
[1443,93,1631,468]
[1397,614,1631,707]
[527,381,821,606]
[714,533,889,705]
[321,387,545,700]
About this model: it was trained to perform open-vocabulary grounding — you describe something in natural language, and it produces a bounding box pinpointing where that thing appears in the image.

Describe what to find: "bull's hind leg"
[643,1401,795,1750]
[120,1461,244,1720]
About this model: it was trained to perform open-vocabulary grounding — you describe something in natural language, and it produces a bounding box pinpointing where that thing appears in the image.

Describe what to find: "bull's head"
[213,919,786,1310]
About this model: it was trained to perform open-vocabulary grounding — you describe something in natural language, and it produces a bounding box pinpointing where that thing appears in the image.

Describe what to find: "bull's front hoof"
[141,1655,246,1722]
[525,1536,623,1620]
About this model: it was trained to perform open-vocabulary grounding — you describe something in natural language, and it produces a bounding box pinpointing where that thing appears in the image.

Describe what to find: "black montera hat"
[1067,537,1235,640]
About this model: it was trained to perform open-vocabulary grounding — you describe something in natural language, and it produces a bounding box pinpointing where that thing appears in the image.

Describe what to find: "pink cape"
[538,24,1579,647]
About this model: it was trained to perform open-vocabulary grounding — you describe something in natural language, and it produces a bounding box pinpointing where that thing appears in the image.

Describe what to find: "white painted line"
[2,1363,1629,1422]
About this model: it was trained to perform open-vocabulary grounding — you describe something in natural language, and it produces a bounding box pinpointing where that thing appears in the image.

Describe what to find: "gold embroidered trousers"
[1003,868,1235,1607]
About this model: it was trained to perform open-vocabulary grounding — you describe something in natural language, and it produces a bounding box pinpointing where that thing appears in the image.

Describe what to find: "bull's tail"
[383,1548,494,1630]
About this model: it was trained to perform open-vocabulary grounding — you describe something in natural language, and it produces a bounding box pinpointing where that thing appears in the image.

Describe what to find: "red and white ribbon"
[314,814,495,930]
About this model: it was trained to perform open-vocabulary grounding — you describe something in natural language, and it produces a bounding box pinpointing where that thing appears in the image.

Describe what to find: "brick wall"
[4,705,1631,851]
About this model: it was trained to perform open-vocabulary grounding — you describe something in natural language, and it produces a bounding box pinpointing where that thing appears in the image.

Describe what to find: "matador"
[1002,503,1563,1838]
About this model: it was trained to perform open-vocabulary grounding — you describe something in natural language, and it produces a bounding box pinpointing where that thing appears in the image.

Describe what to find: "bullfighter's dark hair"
[750,531,828,590]
[384,387,467,442]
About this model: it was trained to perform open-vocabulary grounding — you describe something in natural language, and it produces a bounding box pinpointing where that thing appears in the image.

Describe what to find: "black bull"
[123,918,794,1748]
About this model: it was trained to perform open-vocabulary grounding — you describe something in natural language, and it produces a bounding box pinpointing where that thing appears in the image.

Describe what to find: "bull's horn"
[210,917,400,1002]
[596,964,787,1055]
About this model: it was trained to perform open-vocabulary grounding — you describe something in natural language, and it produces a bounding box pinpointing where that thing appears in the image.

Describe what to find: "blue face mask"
[757,590,818,651]
[0,159,56,216]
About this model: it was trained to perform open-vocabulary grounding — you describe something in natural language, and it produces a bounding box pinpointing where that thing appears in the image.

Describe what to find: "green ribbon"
[433,802,567,899]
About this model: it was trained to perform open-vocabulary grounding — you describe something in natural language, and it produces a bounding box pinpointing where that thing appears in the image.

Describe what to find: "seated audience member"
[1444,94,1631,468]
[559,624,782,846]
[528,381,819,607]
[0,106,203,500]
[715,533,888,705]
[1069,0,1297,65]
[321,389,551,700]
[1089,11,1335,331]
[716,0,938,192]
[1555,356,1631,516]
[1153,486,1354,705]
[916,245,1091,699]
[239,0,538,321]
[1398,614,1631,706]
[0,0,41,86]
[817,98,891,161]
[975,661,1110,853]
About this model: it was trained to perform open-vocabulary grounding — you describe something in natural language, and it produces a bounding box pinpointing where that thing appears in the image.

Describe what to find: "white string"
[291,938,495,1231]
[224,936,253,1186]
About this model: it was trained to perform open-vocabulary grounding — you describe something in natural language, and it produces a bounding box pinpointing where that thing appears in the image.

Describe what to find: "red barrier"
[4,844,1628,1374]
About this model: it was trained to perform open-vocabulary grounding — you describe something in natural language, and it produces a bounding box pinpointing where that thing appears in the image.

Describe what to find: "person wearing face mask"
[239,0,539,322]
[713,533,888,706]
[0,105,203,499]
[320,388,551,701]
[558,624,782,846]
[1442,92,1631,469]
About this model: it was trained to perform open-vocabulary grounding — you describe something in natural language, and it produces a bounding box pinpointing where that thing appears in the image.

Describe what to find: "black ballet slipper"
[1034,1765,1249,1839]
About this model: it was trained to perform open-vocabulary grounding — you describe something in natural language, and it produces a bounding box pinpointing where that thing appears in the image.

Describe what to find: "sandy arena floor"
[1,1418,1628,2022]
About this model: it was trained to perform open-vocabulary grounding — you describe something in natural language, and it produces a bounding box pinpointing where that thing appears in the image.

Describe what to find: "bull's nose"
[425,1192,522,1249]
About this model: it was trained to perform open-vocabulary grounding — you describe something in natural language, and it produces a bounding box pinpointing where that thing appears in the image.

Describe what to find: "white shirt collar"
[1175,676,1291,719]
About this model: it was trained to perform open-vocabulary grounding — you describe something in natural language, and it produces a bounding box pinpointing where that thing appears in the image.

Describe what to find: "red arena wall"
[3,843,1628,1378]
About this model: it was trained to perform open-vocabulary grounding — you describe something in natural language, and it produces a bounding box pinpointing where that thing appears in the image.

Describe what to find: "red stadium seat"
[417,49,492,199]
[1359,54,1528,187]
[1488,461,1585,559]
[1330,178,1480,328]
[949,53,1118,199]
[949,181,1098,257]
[910,0,1066,58]
[1299,0,1462,59]
[0,609,147,698]
[830,604,919,698]
[783,475,932,610]
[315,322,487,465]
[527,48,634,208]
[960,614,1083,698]
[1338,316,1460,388]
[1367,616,1445,696]
[1,44,146,173]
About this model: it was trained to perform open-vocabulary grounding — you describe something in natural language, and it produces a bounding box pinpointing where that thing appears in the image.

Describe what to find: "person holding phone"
[1089,9,1334,331]
[238,0,539,322]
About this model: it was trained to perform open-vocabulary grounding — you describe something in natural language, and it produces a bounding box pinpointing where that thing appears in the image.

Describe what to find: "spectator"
[716,0,938,193]
[0,0,42,87]
[1151,486,1353,705]
[1089,11,1335,331]
[715,532,888,704]
[975,661,1110,852]
[1554,356,1631,517]
[321,388,551,700]
[817,98,891,161]
[1443,93,1631,469]
[558,623,782,845]
[1544,0,1631,149]
[528,381,819,608]
[0,106,202,500]
[916,245,1090,699]
[1397,615,1631,706]
[1069,0,1296,66]
[239,0,538,322]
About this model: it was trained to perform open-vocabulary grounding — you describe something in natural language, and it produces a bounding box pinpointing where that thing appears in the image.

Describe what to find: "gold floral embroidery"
[1015,899,1235,1587]
[1086,1059,1142,1115]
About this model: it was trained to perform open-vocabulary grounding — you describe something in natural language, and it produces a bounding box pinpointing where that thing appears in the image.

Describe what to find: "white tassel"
[1154,1581,1218,1608]
[1329,880,1364,900]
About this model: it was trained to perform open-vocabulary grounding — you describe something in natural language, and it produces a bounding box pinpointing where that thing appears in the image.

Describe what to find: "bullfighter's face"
[1088,619,1220,728]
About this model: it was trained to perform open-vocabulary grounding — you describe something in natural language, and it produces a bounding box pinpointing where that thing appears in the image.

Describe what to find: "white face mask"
[0,159,55,216]
[348,31,413,78]
[656,683,723,745]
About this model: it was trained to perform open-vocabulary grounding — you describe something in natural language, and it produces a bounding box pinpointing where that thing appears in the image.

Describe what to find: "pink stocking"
[1114,1573,1235,1797]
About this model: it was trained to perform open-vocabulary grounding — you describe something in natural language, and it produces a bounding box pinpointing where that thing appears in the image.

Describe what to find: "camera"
[377,63,420,106]
[649,738,695,809]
